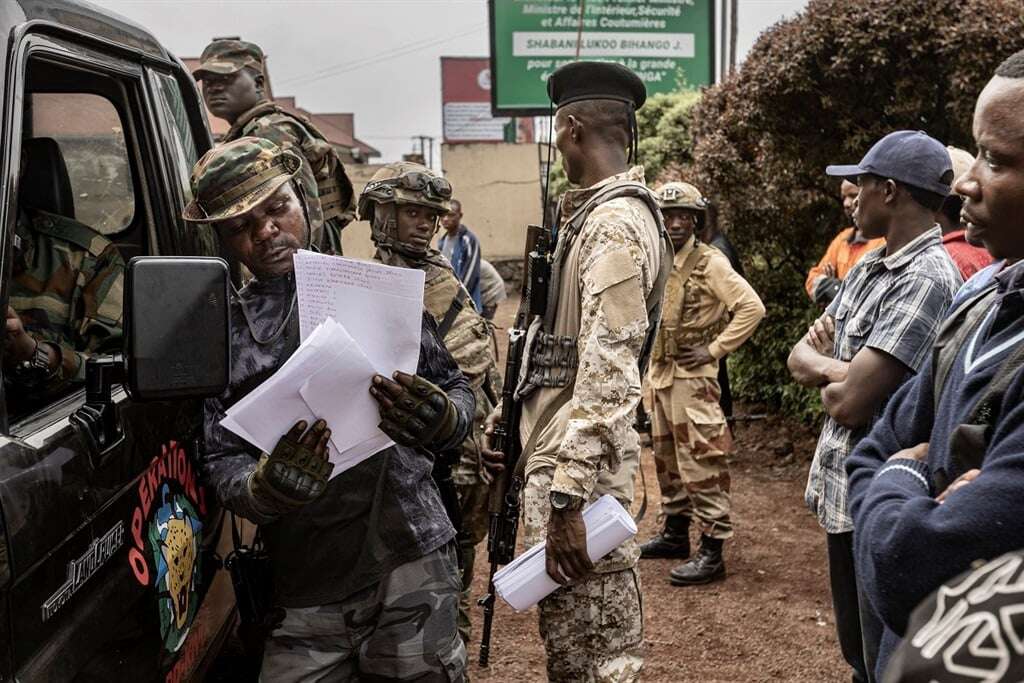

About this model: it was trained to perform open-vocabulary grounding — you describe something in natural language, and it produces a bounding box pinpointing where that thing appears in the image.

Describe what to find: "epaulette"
[29,209,112,258]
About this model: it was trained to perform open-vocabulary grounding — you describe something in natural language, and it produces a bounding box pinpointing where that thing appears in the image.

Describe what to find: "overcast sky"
[95,0,808,163]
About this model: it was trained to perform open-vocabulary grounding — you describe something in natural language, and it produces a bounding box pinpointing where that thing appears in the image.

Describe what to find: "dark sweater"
[202,273,474,607]
[847,262,1024,675]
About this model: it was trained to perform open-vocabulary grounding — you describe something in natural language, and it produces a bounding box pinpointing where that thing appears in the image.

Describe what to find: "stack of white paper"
[293,251,424,375]
[220,253,427,477]
[492,495,638,611]
[220,318,392,475]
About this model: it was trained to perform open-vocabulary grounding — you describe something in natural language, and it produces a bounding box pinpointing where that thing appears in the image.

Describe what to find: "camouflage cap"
[656,181,707,211]
[358,161,453,222]
[193,39,264,80]
[182,137,302,223]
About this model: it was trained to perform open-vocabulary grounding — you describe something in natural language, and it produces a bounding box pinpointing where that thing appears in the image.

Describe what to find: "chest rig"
[518,180,672,397]
[650,242,730,363]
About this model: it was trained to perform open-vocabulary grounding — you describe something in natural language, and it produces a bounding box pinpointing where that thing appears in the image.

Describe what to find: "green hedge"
[682,0,1024,421]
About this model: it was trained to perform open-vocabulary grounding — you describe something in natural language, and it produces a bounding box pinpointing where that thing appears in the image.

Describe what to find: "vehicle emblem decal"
[126,440,207,658]
[41,520,125,622]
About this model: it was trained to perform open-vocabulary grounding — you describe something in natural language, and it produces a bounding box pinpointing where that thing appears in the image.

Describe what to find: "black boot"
[669,535,725,585]
[640,515,691,559]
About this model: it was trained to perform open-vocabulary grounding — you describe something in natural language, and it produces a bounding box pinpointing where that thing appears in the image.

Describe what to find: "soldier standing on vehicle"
[189,138,473,681]
[192,38,354,254]
[358,162,501,648]
[483,61,672,681]
[4,155,125,408]
[639,181,765,585]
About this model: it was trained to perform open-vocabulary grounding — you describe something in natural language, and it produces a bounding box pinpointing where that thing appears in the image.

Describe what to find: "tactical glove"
[248,419,334,515]
[375,372,459,449]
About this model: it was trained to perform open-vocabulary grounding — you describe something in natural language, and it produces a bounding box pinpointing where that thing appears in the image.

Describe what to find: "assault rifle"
[478,223,551,667]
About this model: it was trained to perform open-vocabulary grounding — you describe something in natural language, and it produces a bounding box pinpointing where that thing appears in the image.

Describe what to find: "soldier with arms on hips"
[358,162,502,648]
[190,138,473,682]
[484,61,672,681]
[193,38,355,255]
[639,181,765,585]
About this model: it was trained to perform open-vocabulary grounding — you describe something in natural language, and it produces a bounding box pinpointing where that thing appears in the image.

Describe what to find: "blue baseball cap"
[826,130,953,197]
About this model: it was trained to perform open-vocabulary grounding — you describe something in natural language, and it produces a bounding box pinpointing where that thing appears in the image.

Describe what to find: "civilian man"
[787,131,962,682]
[437,199,483,311]
[805,180,886,305]
[847,50,1024,679]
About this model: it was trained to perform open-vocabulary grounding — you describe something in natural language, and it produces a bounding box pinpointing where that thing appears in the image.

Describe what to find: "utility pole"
[729,0,738,74]
[411,135,435,168]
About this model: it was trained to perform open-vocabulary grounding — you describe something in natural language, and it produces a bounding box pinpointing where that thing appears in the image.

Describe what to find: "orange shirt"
[804,227,886,299]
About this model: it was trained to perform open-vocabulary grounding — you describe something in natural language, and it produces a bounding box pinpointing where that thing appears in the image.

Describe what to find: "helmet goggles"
[366,171,453,206]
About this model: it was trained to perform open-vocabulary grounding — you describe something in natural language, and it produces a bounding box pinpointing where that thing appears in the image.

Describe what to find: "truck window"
[153,72,198,203]
[29,92,134,236]
[6,55,144,421]
[151,70,218,258]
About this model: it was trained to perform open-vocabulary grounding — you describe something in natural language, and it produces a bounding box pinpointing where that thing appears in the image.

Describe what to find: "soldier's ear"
[567,114,582,143]
[253,72,265,94]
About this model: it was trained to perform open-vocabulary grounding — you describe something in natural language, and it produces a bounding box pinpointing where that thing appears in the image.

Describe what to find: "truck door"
[0,33,221,681]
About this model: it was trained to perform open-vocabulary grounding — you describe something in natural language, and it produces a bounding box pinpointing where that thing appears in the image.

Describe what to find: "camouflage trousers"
[522,467,644,682]
[649,376,734,540]
[260,544,466,682]
[456,480,490,646]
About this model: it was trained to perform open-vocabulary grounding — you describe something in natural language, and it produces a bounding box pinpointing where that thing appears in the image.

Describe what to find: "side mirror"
[125,256,230,400]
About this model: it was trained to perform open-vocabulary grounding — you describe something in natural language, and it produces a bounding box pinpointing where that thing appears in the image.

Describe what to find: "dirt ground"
[464,298,848,682]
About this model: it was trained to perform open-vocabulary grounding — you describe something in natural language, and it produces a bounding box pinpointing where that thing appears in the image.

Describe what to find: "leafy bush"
[684,0,1024,421]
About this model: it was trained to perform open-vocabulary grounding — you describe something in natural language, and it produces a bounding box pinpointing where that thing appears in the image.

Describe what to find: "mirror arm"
[71,355,126,465]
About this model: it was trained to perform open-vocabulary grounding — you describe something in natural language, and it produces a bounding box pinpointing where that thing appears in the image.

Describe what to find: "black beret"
[547,61,647,110]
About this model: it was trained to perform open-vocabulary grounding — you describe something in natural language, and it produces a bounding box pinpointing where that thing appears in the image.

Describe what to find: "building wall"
[440,142,542,260]
[340,144,543,264]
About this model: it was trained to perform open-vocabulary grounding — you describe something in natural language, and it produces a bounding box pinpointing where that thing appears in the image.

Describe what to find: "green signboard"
[489,0,715,115]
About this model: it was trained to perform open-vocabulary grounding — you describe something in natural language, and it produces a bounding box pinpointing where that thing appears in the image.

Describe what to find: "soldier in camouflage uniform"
[4,184,124,409]
[193,38,354,255]
[484,61,672,682]
[188,138,472,681]
[640,181,765,585]
[358,162,501,647]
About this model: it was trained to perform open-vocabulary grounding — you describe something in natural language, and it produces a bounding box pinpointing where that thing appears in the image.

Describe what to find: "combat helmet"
[358,162,452,260]
[656,181,708,212]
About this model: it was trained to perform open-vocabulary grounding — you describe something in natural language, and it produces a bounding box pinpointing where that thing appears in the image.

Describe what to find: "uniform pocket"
[683,402,732,459]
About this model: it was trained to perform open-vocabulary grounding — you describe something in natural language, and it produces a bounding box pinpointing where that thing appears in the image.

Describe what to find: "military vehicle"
[0,2,241,680]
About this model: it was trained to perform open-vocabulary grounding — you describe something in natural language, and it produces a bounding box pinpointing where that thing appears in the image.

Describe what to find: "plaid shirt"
[805,226,962,533]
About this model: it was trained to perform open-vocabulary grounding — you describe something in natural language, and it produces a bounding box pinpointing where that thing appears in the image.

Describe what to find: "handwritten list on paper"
[293,250,425,376]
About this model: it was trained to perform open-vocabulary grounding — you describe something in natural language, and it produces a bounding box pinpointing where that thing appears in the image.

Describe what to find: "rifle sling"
[438,286,469,340]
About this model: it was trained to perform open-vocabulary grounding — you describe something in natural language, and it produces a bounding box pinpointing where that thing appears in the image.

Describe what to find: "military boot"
[639,515,691,559]
[669,535,725,586]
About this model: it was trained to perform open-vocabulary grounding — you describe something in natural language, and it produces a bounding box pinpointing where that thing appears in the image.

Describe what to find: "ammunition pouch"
[524,331,578,390]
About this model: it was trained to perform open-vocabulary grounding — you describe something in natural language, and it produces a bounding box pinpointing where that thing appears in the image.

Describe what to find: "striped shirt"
[805,226,962,533]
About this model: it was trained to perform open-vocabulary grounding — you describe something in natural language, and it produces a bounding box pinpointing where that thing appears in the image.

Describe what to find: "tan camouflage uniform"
[8,207,124,399]
[647,235,764,539]
[519,166,664,682]
[422,262,501,646]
